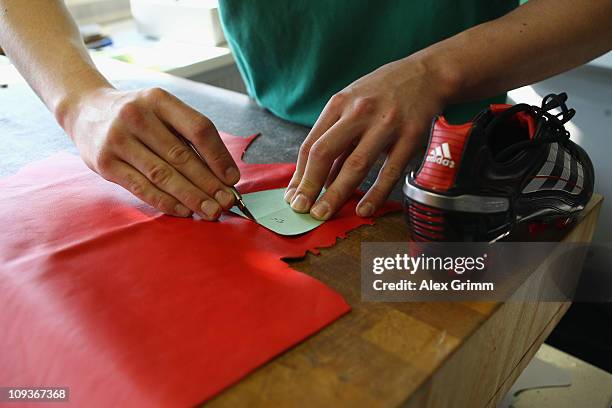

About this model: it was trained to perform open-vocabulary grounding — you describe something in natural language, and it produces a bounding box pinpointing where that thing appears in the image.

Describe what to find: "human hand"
[284,57,451,220]
[60,87,239,220]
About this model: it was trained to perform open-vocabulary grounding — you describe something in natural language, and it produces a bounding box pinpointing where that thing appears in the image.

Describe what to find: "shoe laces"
[486,93,576,161]
[530,92,576,144]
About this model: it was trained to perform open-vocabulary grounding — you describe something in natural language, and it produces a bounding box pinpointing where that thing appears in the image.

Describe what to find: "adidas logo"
[426,142,455,168]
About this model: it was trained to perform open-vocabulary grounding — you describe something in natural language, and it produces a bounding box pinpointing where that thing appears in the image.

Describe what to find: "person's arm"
[0,0,239,220]
[286,0,612,221]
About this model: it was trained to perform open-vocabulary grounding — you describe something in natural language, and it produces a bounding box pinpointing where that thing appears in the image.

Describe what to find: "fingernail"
[201,200,221,219]
[225,167,240,183]
[357,202,374,217]
[214,190,234,209]
[290,193,310,213]
[175,204,192,217]
[284,187,296,203]
[311,201,331,220]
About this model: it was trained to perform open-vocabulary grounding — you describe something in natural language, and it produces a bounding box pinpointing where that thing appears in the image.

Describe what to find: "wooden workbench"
[0,59,603,407]
[209,198,601,407]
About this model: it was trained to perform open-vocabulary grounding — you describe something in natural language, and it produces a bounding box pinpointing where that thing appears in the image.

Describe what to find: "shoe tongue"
[489,104,536,140]
[485,104,538,162]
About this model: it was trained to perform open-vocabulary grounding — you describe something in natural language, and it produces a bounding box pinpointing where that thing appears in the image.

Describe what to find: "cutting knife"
[176,134,256,222]
[229,187,256,221]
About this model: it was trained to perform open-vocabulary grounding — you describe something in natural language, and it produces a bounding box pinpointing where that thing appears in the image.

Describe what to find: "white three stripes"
[522,143,583,195]
[429,142,452,159]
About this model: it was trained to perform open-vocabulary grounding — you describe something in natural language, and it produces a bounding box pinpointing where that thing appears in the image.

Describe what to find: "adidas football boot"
[403,93,594,242]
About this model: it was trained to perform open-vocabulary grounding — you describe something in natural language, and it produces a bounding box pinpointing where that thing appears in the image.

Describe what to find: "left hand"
[284,56,450,220]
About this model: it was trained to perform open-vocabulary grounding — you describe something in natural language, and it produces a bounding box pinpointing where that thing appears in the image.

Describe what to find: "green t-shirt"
[218,1,518,126]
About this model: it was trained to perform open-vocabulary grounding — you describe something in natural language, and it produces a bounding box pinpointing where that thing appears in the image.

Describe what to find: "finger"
[288,118,359,213]
[118,138,222,220]
[284,96,343,202]
[325,144,355,187]
[148,88,240,185]
[357,135,417,217]
[309,126,395,220]
[105,159,193,218]
[134,112,235,210]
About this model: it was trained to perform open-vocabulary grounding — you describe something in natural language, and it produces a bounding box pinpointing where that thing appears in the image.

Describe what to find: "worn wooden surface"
[207,196,602,408]
[0,59,603,408]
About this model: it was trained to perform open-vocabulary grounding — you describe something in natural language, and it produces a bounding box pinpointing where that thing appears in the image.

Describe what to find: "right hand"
[60,86,239,220]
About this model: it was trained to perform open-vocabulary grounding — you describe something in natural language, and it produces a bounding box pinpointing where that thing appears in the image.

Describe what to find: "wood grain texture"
[207,195,603,408]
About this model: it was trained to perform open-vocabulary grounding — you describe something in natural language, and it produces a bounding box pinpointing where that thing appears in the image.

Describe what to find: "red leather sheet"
[0,133,394,407]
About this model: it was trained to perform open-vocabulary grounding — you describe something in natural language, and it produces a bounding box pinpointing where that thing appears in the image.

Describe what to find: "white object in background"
[503,344,612,408]
[589,51,612,70]
[498,357,571,408]
[95,19,234,78]
[129,0,226,46]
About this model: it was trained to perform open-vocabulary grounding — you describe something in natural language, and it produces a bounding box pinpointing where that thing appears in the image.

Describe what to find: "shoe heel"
[403,197,513,242]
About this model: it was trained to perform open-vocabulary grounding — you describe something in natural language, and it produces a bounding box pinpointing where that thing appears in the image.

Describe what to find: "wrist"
[411,45,465,106]
[53,75,114,136]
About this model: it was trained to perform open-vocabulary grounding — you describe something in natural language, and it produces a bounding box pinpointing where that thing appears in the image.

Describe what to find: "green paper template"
[230,188,324,236]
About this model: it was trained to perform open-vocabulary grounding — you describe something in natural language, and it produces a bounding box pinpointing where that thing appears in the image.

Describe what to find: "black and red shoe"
[403,93,594,242]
